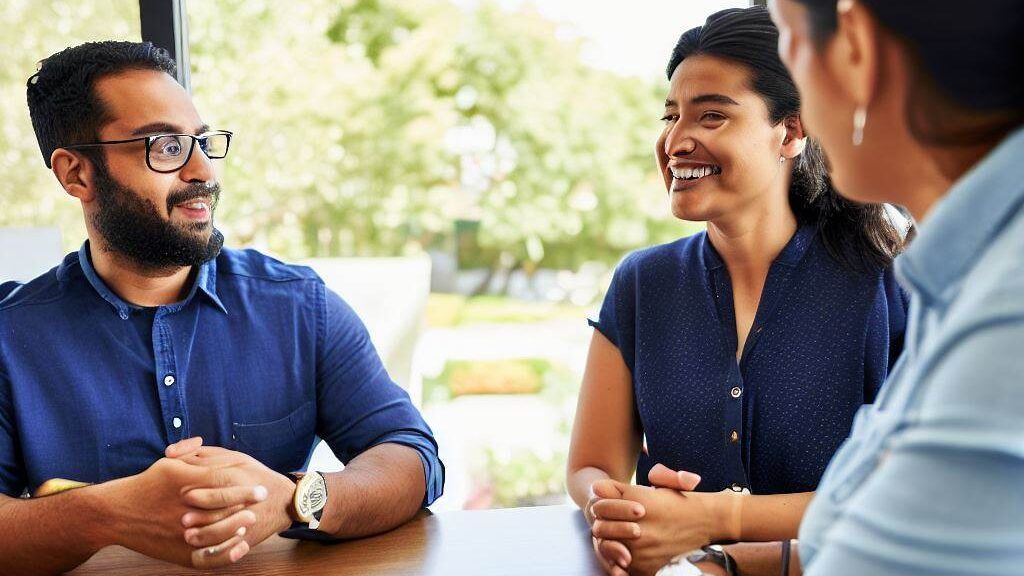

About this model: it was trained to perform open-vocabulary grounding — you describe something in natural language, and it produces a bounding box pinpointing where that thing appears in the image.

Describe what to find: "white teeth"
[670,165,719,180]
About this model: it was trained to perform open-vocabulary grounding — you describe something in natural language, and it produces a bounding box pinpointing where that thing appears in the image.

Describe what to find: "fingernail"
[680,471,701,483]
[181,513,194,527]
[253,485,268,501]
[184,528,198,544]
[632,506,643,517]
[236,526,246,537]
[632,524,641,537]
[229,543,247,563]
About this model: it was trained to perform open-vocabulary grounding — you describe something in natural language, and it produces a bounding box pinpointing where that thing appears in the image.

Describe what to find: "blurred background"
[1,0,748,511]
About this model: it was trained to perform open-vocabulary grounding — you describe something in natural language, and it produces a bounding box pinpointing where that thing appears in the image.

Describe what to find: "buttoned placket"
[152,305,188,443]
[707,238,803,492]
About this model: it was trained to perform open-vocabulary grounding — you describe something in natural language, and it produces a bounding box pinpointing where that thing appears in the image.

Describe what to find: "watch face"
[655,554,707,576]
[296,473,328,520]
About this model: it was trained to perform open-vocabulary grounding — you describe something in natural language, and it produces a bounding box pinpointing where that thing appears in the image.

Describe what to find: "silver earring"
[852,106,867,146]
[779,156,786,164]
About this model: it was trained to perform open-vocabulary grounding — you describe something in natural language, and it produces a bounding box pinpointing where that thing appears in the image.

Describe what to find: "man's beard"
[90,160,224,270]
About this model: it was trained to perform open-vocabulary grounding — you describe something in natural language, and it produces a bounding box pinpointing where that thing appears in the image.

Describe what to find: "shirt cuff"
[369,431,445,507]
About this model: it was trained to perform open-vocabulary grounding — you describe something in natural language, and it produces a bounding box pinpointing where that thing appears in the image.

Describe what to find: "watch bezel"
[292,471,328,525]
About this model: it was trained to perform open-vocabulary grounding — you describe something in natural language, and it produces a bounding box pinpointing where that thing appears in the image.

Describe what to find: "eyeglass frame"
[60,130,233,174]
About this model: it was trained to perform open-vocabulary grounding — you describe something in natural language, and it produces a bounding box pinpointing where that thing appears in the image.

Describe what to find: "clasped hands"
[586,465,744,576]
[106,436,297,570]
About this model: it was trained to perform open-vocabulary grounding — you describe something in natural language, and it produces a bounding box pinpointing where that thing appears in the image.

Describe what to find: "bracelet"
[780,539,792,576]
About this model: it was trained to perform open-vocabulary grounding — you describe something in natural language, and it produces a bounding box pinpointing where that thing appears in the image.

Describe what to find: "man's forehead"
[94,69,205,136]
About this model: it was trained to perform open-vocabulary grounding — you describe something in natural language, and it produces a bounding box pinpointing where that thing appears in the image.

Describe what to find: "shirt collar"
[701,223,816,271]
[896,125,1024,305]
[74,241,228,317]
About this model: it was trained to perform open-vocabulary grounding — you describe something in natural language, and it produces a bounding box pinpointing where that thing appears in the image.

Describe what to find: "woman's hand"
[646,464,702,492]
[648,464,745,543]
[591,479,716,576]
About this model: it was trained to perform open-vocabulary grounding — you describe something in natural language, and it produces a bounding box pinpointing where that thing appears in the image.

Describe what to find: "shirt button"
[163,375,175,387]
[172,417,182,429]
[730,483,745,492]
[730,386,742,398]
[729,430,739,443]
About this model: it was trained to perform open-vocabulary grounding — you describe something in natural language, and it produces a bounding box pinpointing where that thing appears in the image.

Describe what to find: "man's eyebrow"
[129,122,210,136]
[690,93,740,106]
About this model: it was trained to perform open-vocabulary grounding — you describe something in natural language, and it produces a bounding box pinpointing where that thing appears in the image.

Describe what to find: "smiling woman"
[566,7,910,575]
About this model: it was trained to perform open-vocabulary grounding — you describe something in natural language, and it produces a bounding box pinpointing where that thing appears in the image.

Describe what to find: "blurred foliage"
[484,445,567,508]
[423,358,552,401]
[424,293,588,327]
[2,0,703,265]
[0,0,140,249]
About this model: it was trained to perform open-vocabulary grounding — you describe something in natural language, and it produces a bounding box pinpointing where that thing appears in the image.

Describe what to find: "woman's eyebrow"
[690,93,740,106]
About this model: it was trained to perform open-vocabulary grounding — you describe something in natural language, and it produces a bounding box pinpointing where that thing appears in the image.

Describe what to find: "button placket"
[153,309,186,442]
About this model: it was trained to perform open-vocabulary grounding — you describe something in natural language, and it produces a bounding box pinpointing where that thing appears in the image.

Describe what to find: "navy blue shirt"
[591,225,907,494]
[0,243,444,503]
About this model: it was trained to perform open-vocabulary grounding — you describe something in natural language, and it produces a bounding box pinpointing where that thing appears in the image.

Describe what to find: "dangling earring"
[779,156,786,164]
[852,106,867,146]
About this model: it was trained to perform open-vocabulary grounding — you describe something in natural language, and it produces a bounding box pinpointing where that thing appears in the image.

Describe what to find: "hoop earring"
[852,106,867,146]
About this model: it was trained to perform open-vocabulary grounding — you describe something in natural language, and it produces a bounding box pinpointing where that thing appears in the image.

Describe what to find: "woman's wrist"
[697,489,745,543]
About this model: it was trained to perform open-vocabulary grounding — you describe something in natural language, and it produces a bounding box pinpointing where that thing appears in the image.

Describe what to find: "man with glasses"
[0,41,443,573]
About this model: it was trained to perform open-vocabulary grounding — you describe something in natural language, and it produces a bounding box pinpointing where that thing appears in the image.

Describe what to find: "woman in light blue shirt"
[771,0,1024,573]
[589,0,1024,574]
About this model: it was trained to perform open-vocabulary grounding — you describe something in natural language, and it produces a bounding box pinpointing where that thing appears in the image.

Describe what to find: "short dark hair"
[666,7,904,272]
[26,41,177,168]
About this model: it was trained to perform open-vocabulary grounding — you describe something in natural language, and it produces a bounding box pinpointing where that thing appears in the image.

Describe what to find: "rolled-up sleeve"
[806,316,1024,575]
[314,285,444,505]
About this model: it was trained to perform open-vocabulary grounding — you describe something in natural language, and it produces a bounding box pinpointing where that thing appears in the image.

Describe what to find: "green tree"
[0,0,140,251]
[2,0,701,273]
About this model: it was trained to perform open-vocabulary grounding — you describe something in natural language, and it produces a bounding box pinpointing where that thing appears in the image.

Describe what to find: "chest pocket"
[232,400,316,456]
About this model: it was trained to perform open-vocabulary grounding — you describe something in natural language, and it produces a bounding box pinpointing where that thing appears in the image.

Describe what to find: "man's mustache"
[166,182,221,213]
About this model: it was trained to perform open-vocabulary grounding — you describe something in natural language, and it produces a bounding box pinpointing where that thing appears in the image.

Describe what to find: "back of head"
[668,6,904,271]
[792,0,1024,145]
[26,41,177,169]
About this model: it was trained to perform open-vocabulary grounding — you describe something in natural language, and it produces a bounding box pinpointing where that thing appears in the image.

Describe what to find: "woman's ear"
[830,0,881,109]
[782,116,808,159]
[50,149,97,203]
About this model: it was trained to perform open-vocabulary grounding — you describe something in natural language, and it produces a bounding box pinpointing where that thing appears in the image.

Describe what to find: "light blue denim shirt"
[800,126,1024,574]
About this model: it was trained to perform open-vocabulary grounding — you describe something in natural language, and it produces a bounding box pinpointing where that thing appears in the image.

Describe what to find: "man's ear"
[50,149,97,202]
[782,115,808,160]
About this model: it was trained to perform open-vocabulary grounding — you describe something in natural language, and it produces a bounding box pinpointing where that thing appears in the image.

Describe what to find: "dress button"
[730,386,742,398]
[172,417,182,429]
[729,430,739,443]
[163,375,175,387]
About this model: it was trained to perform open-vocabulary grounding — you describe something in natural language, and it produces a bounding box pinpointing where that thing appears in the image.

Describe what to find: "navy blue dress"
[591,225,907,494]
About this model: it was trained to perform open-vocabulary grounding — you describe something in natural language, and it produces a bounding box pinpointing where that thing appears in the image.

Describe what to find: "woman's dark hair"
[792,0,1024,146]
[667,6,904,272]
[26,41,177,169]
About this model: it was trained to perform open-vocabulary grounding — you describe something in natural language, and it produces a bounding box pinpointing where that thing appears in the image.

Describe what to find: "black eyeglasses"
[62,131,233,173]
